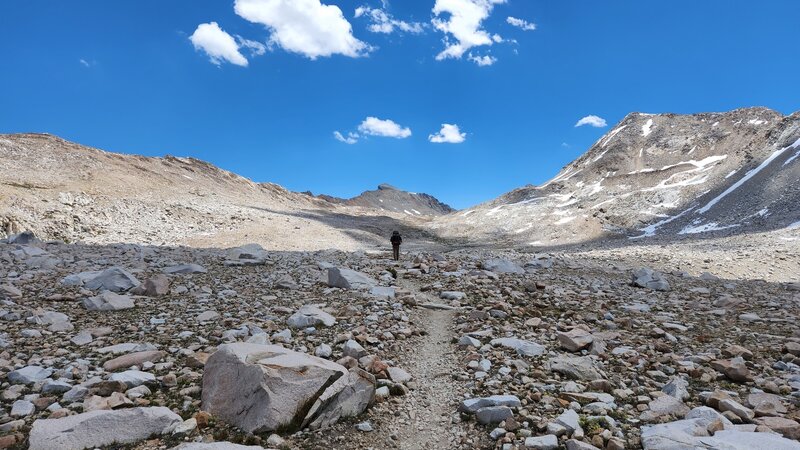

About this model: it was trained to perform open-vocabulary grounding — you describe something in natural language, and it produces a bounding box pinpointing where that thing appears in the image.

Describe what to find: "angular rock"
[201,343,373,433]
[476,406,513,425]
[287,305,337,329]
[28,407,181,450]
[163,264,207,274]
[327,268,377,290]
[754,417,800,440]
[108,370,156,388]
[632,268,670,291]
[710,357,751,382]
[8,365,53,385]
[459,395,522,414]
[82,291,135,311]
[84,267,140,292]
[557,328,594,352]
[490,337,546,357]
[641,395,690,422]
[103,350,166,371]
[549,356,603,381]
[483,259,525,274]
[524,434,559,450]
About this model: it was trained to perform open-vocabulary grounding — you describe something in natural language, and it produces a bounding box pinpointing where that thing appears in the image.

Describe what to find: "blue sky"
[2,1,799,209]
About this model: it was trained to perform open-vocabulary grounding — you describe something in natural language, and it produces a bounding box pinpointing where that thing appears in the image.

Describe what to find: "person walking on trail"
[390,231,402,261]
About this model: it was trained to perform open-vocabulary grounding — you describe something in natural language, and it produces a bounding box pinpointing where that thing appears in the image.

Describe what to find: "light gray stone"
[287,305,337,329]
[82,291,135,311]
[163,264,207,274]
[524,434,559,450]
[28,407,181,450]
[491,337,546,357]
[549,356,603,381]
[8,365,53,385]
[201,343,374,433]
[327,267,377,289]
[483,259,525,274]
[84,267,140,292]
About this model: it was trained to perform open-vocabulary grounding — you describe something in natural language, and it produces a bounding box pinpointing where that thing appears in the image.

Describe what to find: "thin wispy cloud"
[575,115,608,128]
[334,131,359,144]
[355,5,425,34]
[507,16,536,31]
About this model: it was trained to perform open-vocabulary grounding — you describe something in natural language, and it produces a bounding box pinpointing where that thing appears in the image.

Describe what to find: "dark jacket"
[390,234,402,245]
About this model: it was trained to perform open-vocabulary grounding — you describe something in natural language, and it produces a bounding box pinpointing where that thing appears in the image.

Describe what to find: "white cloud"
[468,53,496,66]
[432,0,506,62]
[236,36,267,56]
[429,124,466,143]
[334,131,359,144]
[575,115,608,128]
[234,0,371,59]
[507,16,536,31]
[358,117,412,138]
[355,6,424,34]
[190,22,249,67]
[79,59,92,68]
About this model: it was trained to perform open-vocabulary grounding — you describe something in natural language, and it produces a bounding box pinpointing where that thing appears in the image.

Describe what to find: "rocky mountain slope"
[307,183,455,216]
[431,107,800,246]
[0,134,438,250]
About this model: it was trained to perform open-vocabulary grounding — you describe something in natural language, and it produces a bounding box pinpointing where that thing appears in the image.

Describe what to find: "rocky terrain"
[0,134,446,252]
[306,184,455,217]
[1,107,800,449]
[0,235,799,450]
[431,107,800,246]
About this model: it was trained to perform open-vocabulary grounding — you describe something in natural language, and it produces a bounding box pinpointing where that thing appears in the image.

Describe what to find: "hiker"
[390,231,402,261]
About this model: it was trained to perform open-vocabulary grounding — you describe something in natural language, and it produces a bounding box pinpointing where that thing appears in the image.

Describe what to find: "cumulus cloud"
[234,0,371,59]
[190,22,249,67]
[355,6,424,34]
[429,124,466,144]
[358,117,412,138]
[575,115,608,128]
[432,0,506,64]
[334,131,359,144]
[507,16,536,31]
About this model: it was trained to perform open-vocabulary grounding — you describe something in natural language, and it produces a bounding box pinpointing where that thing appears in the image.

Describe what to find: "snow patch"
[642,119,654,137]
[788,221,800,230]
[632,207,695,238]
[679,222,739,235]
[748,119,767,126]
[601,125,628,148]
[784,148,800,167]
[724,170,738,179]
[698,138,800,214]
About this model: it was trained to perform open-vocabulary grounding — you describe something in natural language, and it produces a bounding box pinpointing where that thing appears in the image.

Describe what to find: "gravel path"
[393,279,461,450]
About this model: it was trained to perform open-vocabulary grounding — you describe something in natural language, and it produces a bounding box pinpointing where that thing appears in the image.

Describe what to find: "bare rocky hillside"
[307,183,455,216]
[0,134,439,251]
[431,107,800,246]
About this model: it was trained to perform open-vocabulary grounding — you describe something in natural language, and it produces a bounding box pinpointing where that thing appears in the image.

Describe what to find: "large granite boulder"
[327,267,378,290]
[84,267,141,292]
[225,244,269,266]
[82,291,135,311]
[482,258,525,274]
[201,343,374,433]
[29,407,181,450]
[287,305,337,329]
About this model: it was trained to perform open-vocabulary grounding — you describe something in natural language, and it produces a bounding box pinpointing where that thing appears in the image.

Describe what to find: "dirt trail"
[392,277,462,450]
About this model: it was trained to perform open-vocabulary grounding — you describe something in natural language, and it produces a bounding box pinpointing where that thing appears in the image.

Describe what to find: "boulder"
[139,275,170,297]
[459,395,522,414]
[28,407,181,450]
[549,355,603,381]
[84,267,140,292]
[163,264,207,274]
[327,268,377,289]
[483,259,525,274]
[287,305,337,329]
[710,357,751,382]
[108,370,156,388]
[103,350,166,371]
[171,444,264,450]
[201,343,374,433]
[524,434,559,450]
[225,244,269,265]
[632,268,670,291]
[490,337,546,357]
[641,395,690,422]
[82,291,135,311]
[754,417,800,440]
[476,406,513,425]
[8,365,53,385]
[557,328,594,352]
